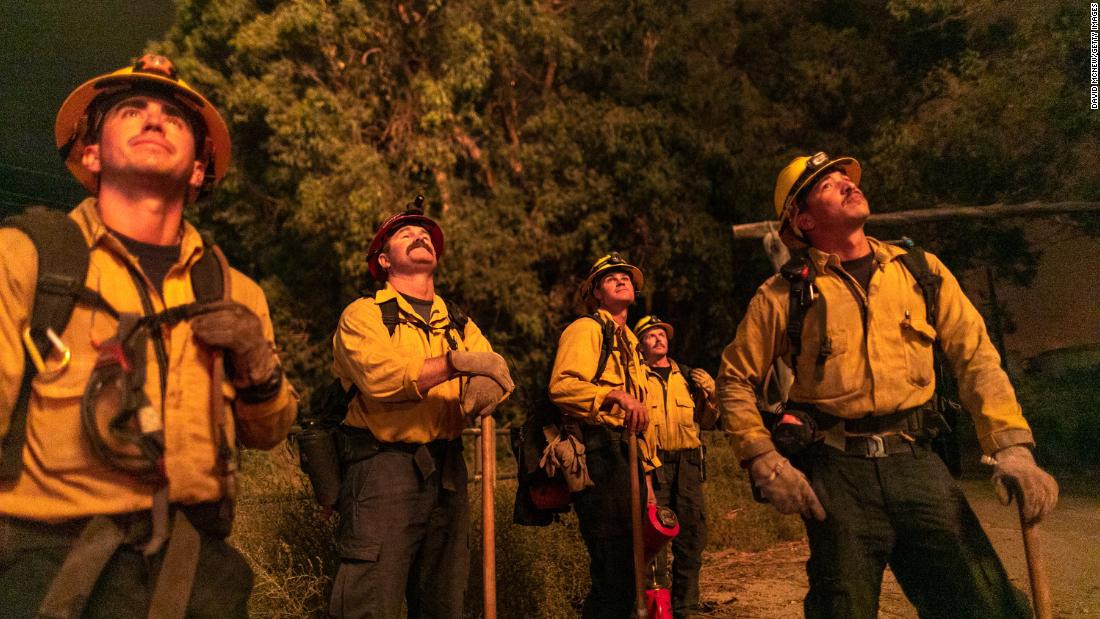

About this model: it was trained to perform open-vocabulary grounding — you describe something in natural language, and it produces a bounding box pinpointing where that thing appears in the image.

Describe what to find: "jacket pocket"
[901,315,937,387]
[792,327,854,400]
[675,394,696,427]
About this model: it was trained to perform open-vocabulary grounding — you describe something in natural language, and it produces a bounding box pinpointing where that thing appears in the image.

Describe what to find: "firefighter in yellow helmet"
[330,197,513,618]
[0,55,296,617]
[716,152,1058,617]
[549,252,660,618]
[634,315,718,616]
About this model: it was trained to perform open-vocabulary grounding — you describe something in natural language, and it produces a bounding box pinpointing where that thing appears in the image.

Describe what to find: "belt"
[787,401,936,458]
[795,403,930,434]
[841,433,919,458]
[337,425,464,490]
[656,447,702,464]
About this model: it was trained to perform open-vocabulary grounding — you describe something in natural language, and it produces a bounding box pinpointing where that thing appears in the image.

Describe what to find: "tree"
[151,0,1099,418]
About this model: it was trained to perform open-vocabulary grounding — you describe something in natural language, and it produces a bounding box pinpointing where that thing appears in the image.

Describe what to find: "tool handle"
[481,416,497,619]
[1017,494,1052,619]
[628,432,647,618]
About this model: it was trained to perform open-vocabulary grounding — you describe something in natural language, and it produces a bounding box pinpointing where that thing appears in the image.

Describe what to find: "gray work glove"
[991,445,1059,524]
[448,351,515,417]
[750,450,826,521]
[191,300,277,387]
[689,368,716,399]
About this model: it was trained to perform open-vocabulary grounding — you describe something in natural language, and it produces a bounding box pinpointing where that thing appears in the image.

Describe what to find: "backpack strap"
[582,314,618,383]
[779,251,816,378]
[378,297,400,337]
[441,298,468,351]
[189,232,225,303]
[896,245,942,328]
[0,208,106,481]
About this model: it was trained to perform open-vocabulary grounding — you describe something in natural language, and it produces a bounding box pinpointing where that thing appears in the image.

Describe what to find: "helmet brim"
[55,70,231,194]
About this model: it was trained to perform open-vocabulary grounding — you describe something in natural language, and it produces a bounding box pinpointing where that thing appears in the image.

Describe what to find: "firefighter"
[716,152,1059,618]
[330,200,514,618]
[634,315,718,617]
[549,253,660,618]
[0,54,297,617]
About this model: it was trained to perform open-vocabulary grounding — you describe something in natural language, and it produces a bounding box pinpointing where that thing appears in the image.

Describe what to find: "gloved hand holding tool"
[989,445,1058,619]
[190,300,278,387]
[448,350,515,417]
[750,450,826,521]
[990,445,1059,524]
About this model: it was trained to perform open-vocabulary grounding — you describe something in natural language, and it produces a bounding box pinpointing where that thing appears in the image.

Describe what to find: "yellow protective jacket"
[644,360,715,452]
[0,199,297,521]
[717,237,1033,462]
[548,310,660,469]
[333,283,494,444]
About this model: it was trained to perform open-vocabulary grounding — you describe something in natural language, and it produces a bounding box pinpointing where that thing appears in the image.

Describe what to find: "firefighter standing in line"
[716,152,1059,618]
[548,253,660,618]
[0,55,297,617]
[634,315,719,618]
[330,202,514,618]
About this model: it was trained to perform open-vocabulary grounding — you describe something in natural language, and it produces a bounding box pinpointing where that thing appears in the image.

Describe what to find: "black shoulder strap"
[1,208,92,481]
[896,246,943,328]
[675,361,704,402]
[779,250,815,378]
[582,314,617,383]
[190,232,225,303]
[443,298,469,335]
[378,296,400,337]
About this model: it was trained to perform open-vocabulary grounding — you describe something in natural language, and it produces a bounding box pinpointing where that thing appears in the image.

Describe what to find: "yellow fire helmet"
[54,54,231,194]
[582,252,644,299]
[773,151,861,237]
[633,315,674,340]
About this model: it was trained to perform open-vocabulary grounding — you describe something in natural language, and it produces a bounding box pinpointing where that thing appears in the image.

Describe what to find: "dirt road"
[700,479,1100,617]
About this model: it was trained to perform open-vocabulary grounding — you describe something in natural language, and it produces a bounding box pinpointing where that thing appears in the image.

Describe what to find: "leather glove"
[191,300,277,387]
[449,351,513,385]
[461,375,513,418]
[448,351,515,417]
[689,368,716,399]
[750,450,826,521]
[991,445,1059,524]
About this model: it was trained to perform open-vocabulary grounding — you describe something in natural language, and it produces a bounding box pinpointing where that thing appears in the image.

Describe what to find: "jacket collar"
[72,198,207,269]
[375,281,448,326]
[805,236,906,271]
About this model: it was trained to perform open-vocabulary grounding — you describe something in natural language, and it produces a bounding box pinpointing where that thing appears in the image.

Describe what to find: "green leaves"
[156,0,1094,416]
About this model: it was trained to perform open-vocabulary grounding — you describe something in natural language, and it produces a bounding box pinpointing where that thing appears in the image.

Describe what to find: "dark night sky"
[0,0,175,214]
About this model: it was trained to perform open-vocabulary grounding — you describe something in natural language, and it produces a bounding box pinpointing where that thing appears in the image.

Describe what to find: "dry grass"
[231,433,797,617]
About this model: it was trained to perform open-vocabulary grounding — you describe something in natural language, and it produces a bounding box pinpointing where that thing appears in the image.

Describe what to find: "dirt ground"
[699,479,1100,617]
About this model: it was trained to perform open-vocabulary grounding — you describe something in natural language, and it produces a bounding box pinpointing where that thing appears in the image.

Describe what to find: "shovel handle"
[1017,495,1052,619]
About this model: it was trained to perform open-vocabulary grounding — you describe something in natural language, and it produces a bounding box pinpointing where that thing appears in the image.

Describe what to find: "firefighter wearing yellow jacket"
[716,152,1058,618]
[635,315,718,617]
[0,55,297,617]
[549,253,658,619]
[330,201,513,618]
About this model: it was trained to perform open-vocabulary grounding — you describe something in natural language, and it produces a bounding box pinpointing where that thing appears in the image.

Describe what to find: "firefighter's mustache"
[407,238,434,256]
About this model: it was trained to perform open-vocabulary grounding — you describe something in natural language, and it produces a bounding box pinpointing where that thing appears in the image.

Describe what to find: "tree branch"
[730,201,1100,239]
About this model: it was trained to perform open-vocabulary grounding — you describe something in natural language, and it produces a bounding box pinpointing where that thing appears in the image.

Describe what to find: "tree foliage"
[151,0,1100,419]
